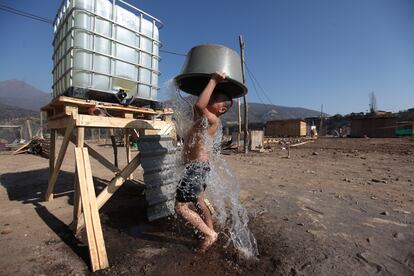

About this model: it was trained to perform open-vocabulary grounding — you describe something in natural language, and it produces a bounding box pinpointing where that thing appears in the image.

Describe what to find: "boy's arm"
[195,72,226,124]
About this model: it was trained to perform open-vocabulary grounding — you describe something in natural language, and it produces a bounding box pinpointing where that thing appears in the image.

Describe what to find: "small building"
[349,114,397,138]
[265,119,307,137]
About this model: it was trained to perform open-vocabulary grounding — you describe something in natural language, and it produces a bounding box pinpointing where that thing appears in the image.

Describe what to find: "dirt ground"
[0,137,413,275]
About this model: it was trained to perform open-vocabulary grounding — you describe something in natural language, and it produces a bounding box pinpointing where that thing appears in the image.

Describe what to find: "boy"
[175,72,232,252]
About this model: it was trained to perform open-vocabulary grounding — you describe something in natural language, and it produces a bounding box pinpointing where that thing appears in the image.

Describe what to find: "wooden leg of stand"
[109,128,118,168]
[75,147,109,272]
[48,130,56,183]
[75,154,141,231]
[125,129,133,180]
[70,127,84,236]
[45,122,74,201]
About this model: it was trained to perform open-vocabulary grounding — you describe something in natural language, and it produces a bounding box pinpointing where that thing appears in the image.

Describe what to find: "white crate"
[52,0,162,104]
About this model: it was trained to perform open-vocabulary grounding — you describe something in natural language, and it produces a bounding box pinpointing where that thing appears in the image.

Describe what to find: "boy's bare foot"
[198,232,218,253]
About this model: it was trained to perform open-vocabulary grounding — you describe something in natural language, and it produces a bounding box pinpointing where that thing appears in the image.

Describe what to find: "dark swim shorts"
[175,161,211,203]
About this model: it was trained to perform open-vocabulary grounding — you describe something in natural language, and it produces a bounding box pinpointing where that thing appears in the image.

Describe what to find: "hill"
[0,79,326,127]
[0,80,51,111]
[221,102,325,125]
[0,102,39,122]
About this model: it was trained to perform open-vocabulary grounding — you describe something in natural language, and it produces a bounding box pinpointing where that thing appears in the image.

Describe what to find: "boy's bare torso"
[182,116,220,163]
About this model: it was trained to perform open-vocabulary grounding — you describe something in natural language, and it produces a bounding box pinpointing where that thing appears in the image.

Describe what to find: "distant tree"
[369,92,377,113]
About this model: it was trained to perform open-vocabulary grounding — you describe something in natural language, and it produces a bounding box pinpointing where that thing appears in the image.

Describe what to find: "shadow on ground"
[0,168,193,271]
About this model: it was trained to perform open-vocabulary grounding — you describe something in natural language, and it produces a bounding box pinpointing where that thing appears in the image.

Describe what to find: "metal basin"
[175,44,247,98]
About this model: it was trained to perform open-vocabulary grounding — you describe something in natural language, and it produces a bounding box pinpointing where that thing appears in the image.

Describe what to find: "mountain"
[0,80,324,124]
[221,102,325,125]
[0,102,39,123]
[0,80,51,111]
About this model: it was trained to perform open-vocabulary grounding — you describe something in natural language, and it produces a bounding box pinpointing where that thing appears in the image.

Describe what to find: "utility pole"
[320,104,324,136]
[239,35,248,153]
[40,111,44,138]
[237,98,241,148]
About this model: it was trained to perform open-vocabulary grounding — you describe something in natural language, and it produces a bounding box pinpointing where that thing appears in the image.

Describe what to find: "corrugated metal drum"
[138,135,178,221]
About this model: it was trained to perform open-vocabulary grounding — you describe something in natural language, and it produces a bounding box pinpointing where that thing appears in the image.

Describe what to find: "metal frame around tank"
[52,0,163,101]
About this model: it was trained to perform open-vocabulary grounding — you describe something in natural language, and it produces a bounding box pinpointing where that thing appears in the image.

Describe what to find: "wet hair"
[212,91,233,114]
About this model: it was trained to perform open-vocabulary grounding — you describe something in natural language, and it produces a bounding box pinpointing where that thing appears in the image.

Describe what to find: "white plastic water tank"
[52,0,162,105]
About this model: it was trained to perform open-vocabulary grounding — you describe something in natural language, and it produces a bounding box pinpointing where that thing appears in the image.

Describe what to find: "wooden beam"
[0,125,21,128]
[71,127,84,236]
[125,129,133,180]
[26,120,33,140]
[47,117,73,129]
[60,130,121,174]
[110,129,118,168]
[237,98,241,148]
[86,143,120,174]
[239,35,249,154]
[48,130,56,183]
[289,140,315,148]
[76,114,164,129]
[42,95,157,115]
[75,147,109,271]
[97,153,140,209]
[48,114,165,130]
[45,121,74,201]
[75,154,141,231]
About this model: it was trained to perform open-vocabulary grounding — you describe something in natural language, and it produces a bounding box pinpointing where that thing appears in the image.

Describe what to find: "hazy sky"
[0,0,413,115]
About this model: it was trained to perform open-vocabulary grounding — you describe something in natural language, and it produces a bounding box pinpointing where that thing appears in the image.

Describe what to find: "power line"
[244,62,276,106]
[1,3,187,58]
[160,49,186,57]
[0,4,53,24]
[245,66,266,105]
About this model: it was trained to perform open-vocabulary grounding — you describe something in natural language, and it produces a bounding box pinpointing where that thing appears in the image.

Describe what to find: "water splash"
[161,79,197,139]
[162,80,259,258]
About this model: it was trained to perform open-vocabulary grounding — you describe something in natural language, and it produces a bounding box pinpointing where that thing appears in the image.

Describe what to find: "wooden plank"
[87,143,120,173]
[65,105,79,116]
[0,125,21,128]
[82,148,109,269]
[71,127,84,236]
[48,130,56,183]
[124,113,134,119]
[12,141,30,155]
[96,153,140,209]
[75,148,109,271]
[75,154,141,231]
[289,140,314,148]
[125,129,133,180]
[42,96,157,115]
[47,117,73,130]
[110,130,118,168]
[77,114,164,129]
[45,122,74,201]
[62,130,121,173]
[26,120,33,139]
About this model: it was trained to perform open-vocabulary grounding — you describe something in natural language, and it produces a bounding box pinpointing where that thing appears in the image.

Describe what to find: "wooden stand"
[42,96,173,271]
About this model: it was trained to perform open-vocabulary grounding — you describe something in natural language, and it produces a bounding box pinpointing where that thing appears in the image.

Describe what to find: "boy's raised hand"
[212,72,226,83]
[194,71,227,125]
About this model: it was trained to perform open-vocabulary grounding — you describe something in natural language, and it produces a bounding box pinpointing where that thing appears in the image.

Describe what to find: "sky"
[0,0,413,115]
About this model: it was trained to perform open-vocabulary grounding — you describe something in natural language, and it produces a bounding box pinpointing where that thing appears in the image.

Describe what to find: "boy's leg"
[175,201,215,237]
[175,201,217,251]
[195,193,214,230]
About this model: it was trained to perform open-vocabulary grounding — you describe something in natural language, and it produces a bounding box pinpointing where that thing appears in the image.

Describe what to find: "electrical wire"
[160,49,186,57]
[0,4,187,57]
[245,65,267,106]
[3,4,275,109]
[0,4,53,24]
[244,62,276,107]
